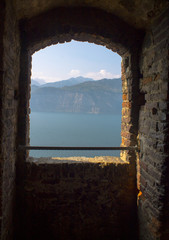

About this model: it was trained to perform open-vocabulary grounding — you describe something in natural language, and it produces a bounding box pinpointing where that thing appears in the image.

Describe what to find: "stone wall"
[0,1,5,235]
[20,157,137,240]
[0,1,169,240]
[0,0,20,239]
[22,7,143,55]
[121,49,142,164]
[138,7,169,240]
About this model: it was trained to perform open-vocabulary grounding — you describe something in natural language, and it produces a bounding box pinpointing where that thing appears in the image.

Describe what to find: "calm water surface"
[30,112,122,157]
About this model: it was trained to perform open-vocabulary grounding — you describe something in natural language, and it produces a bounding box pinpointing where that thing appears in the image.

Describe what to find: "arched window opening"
[29,40,122,158]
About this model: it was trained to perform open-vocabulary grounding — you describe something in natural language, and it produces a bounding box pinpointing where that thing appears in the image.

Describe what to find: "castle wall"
[22,158,137,240]
[0,1,168,240]
[0,0,20,239]
[138,7,169,240]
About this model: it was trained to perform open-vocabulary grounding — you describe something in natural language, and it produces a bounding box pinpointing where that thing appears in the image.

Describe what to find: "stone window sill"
[27,156,129,165]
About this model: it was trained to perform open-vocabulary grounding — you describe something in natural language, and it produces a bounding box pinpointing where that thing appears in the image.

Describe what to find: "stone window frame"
[17,7,143,167]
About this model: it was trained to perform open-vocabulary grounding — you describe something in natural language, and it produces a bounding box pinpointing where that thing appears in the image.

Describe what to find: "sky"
[31,40,121,84]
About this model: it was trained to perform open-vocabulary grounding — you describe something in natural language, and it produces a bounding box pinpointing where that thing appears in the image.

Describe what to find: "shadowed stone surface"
[0,1,169,240]
[15,0,168,29]
[22,157,137,240]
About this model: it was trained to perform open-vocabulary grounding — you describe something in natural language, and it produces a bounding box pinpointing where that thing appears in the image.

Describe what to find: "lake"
[30,112,122,157]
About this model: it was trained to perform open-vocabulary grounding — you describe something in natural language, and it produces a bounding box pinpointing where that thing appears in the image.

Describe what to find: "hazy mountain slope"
[62,78,121,93]
[31,85,39,92]
[40,76,94,88]
[31,78,46,85]
[30,78,122,114]
[31,79,41,86]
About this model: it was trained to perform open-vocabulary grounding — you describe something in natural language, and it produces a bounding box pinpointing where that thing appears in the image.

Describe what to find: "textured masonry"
[0,1,20,239]
[0,1,169,240]
[22,157,137,240]
[138,8,169,240]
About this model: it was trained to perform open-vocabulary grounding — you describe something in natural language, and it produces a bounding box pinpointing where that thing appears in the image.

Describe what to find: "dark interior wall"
[0,0,20,239]
[0,2,168,240]
[22,7,143,55]
[0,0,5,236]
[138,7,169,240]
[23,160,137,240]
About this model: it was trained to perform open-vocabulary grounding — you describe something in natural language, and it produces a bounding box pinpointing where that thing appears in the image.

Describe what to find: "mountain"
[31,79,41,86]
[33,76,94,88]
[30,78,122,114]
[63,78,121,93]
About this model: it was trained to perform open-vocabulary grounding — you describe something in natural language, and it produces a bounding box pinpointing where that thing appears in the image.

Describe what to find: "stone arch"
[21,7,143,55]
[17,6,144,164]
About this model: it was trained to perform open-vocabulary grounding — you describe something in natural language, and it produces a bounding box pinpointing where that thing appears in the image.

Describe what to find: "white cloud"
[69,69,81,77]
[85,69,121,80]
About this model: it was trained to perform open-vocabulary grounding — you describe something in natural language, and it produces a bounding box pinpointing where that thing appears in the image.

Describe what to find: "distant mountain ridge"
[31,76,94,88]
[31,79,41,86]
[30,77,122,114]
[32,78,46,85]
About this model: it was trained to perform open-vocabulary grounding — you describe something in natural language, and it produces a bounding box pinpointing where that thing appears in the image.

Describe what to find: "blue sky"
[31,40,121,83]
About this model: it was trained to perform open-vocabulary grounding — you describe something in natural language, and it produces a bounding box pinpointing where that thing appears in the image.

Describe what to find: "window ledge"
[27,156,129,165]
